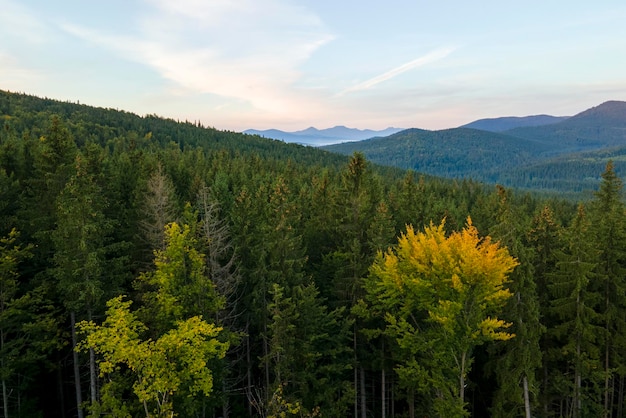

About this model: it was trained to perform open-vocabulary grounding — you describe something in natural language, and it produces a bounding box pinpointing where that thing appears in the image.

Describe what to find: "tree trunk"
[2,373,8,418]
[382,368,386,418]
[1,329,8,418]
[523,375,531,418]
[246,332,253,418]
[263,321,270,403]
[354,330,358,418]
[459,351,467,404]
[88,310,97,406]
[617,375,625,418]
[605,334,610,418]
[408,388,415,418]
[70,311,84,418]
[360,366,366,418]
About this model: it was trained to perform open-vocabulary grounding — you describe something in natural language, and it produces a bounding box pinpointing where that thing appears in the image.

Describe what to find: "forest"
[323,101,626,194]
[1,90,626,418]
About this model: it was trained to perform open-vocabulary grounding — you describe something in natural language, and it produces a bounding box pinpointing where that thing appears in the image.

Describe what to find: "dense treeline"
[1,91,626,417]
[322,101,626,194]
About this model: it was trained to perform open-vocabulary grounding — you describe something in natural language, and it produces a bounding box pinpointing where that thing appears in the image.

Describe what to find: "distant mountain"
[322,101,626,192]
[243,126,403,146]
[322,127,551,181]
[460,115,569,132]
[504,101,626,153]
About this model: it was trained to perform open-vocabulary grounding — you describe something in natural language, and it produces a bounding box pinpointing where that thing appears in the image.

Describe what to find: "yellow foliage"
[373,217,517,343]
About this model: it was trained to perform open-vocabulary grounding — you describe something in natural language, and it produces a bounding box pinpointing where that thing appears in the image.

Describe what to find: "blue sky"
[2,0,626,131]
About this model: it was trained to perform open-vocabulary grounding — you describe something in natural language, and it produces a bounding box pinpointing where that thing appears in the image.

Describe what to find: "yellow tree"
[364,218,517,417]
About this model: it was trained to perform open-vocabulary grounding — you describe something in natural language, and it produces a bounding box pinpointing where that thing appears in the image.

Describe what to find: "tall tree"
[263,282,353,416]
[138,164,180,257]
[52,150,113,417]
[549,204,603,417]
[588,161,626,417]
[0,230,31,418]
[364,218,517,417]
[527,204,563,414]
[488,186,543,418]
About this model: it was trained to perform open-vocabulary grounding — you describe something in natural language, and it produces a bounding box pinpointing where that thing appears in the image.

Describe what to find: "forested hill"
[505,100,626,151]
[460,114,569,132]
[0,90,354,169]
[323,100,626,193]
[4,89,626,418]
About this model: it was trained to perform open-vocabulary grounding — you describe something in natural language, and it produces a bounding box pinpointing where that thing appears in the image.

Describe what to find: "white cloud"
[338,47,456,96]
[62,0,334,116]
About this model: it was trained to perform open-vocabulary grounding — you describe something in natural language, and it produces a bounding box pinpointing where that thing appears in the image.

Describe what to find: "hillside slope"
[504,101,626,153]
[323,101,626,192]
[323,127,551,182]
[460,115,569,132]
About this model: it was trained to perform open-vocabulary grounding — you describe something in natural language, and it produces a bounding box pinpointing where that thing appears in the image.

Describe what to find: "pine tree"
[527,204,563,414]
[588,161,626,417]
[489,186,543,418]
[549,204,603,417]
[52,150,114,416]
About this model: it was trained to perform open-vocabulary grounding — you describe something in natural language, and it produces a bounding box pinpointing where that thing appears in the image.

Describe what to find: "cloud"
[338,47,456,96]
[61,0,334,115]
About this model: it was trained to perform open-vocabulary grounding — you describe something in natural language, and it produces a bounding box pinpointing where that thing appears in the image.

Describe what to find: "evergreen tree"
[549,204,603,417]
[527,204,563,414]
[588,161,626,417]
[488,186,543,418]
[52,150,114,416]
[263,283,353,416]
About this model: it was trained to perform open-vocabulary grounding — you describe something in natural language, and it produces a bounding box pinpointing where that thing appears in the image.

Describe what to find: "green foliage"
[138,221,223,332]
[77,296,228,417]
[323,102,626,195]
[4,89,626,417]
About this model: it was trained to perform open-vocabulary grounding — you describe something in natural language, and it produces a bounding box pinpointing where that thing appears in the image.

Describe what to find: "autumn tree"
[363,218,517,417]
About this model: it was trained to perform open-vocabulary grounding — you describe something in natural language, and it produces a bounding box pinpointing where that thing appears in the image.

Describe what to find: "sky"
[2,0,626,132]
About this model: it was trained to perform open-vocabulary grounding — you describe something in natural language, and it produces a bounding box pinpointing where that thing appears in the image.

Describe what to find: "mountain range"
[322,101,626,194]
[459,115,570,132]
[243,126,403,146]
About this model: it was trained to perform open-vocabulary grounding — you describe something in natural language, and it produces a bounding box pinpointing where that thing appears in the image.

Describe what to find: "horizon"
[2,1,626,132]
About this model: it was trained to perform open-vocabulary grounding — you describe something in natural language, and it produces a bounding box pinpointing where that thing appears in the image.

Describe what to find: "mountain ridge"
[460,115,570,132]
[243,126,403,146]
[322,100,626,192]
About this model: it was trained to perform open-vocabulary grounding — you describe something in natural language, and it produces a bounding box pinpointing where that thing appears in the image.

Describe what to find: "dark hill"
[505,101,626,153]
[322,127,551,182]
[322,100,626,193]
[460,115,569,132]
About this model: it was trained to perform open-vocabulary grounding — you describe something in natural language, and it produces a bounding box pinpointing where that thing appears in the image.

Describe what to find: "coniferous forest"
[2,90,626,418]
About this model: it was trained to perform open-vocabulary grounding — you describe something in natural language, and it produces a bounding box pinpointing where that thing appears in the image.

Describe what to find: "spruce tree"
[489,186,543,418]
[588,161,626,417]
[549,204,603,417]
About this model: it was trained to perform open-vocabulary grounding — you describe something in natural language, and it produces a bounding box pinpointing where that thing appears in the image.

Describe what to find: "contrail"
[339,46,455,95]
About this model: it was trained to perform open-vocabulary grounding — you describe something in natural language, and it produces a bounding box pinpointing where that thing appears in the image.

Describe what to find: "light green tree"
[77,296,228,417]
